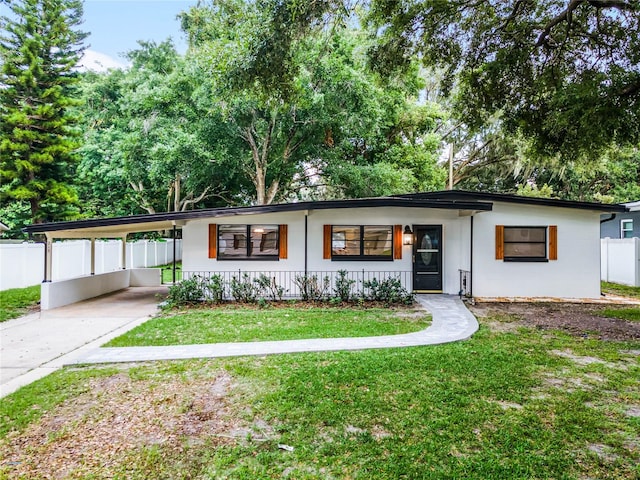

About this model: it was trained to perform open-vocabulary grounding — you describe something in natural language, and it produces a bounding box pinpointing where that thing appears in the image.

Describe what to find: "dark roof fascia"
[393,190,629,213]
[22,197,493,234]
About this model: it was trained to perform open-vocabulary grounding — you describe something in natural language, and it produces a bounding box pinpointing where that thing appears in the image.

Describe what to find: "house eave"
[22,197,493,238]
[393,190,629,213]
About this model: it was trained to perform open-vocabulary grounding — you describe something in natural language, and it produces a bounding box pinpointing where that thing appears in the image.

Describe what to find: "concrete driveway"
[0,286,167,398]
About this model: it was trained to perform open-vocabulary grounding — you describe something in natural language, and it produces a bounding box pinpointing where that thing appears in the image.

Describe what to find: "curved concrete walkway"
[71,295,479,365]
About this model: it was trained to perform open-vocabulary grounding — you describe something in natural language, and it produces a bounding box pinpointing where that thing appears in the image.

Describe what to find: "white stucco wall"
[181,207,472,295]
[181,202,603,298]
[40,268,162,309]
[472,202,602,298]
[41,270,130,310]
[130,268,162,287]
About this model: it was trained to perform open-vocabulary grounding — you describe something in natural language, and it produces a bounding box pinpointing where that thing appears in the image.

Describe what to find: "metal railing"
[458,269,471,298]
[182,269,413,300]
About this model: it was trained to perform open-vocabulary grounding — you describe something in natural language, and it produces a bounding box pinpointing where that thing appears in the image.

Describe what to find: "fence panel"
[0,243,44,290]
[0,239,183,291]
[601,238,640,286]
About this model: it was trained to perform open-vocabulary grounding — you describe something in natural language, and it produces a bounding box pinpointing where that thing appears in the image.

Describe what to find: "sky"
[82,0,197,69]
[1,0,198,71]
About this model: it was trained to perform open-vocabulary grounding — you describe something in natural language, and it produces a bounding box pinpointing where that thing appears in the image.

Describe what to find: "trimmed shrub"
[333,270,356,302]
[294,274,330,301]
[255,274,286,301]
[364,277,414,305]
[230,273,260,303]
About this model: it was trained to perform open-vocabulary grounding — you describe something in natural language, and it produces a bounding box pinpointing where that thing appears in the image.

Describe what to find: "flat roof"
[23,190,626,239]
[22,196,492,238]
[394,190,629,213]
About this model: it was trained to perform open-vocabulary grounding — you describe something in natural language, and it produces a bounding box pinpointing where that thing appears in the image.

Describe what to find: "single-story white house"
[23,191,628,309]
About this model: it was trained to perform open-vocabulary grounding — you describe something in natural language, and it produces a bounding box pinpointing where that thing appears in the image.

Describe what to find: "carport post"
[43,235,53,282]
[172,225,177,284]
[90,238,96,275]
[121,235,127,269]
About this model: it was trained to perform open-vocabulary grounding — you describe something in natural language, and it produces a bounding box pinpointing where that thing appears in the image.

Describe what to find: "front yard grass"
[160,261,182,283]
[0,285,40,322]
[602,281,640,300]
[105,306,430,346]
[602,307,640,322]
[1,308,638,479]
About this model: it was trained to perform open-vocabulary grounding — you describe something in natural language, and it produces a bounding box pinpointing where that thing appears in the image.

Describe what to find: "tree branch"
[536,0,583,47]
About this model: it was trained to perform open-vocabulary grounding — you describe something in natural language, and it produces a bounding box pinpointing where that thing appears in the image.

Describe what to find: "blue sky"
[83,0,197,62]
[0,0,198,70]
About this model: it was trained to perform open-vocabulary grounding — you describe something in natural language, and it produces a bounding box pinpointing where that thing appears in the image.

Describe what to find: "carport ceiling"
[37,220,183,239]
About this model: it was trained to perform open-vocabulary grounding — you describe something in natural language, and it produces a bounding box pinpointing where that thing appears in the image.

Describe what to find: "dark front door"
[413,225,443,292]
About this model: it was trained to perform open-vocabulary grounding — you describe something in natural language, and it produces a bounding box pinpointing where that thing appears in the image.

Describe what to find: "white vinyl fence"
[601,238,640,287]
[0,239,182,291]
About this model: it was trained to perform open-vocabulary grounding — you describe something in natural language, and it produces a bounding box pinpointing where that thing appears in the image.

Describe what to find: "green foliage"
[0,285,41,322]
[333,269,356,302]
[254,274,286,301]
[367,0,640,159]
[201,274,225,304]
[363,277,414,305]
[230,273,260,303]
[165,276,205,306]
[0,187,32,238]
[516,183,555,199]
[77,40,241,216]
[165,274,224,306]
[293,274,330,301]
[0,0,87,225]
[179,4,446,203]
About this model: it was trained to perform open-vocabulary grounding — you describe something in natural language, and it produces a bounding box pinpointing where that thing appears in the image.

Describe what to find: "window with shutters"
[501,226,550,262]
[330,225,394,261]
[217,224,280,260]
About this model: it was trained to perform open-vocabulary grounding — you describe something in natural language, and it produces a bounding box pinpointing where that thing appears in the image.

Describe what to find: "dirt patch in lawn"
[470,303,640,341]
[0,371,254,479]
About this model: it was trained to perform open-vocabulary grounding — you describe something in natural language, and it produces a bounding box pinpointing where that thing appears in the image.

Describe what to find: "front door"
[413,225,442,292]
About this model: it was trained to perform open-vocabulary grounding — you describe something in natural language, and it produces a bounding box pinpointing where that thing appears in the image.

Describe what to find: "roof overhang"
[623,200,640,212]
[37,220,188,240]
[394,190,629,213]
[23,197,493,239]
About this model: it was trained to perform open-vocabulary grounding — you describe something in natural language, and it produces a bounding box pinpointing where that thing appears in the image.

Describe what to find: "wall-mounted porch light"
[403,225,413,245]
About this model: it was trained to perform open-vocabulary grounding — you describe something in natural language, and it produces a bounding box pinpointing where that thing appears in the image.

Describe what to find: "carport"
[0,286,167,398]
[23,213,186,310]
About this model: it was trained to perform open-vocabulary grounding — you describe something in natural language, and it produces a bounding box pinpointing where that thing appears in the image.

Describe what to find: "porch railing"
[182,270,413,300]
[458,269,471,298]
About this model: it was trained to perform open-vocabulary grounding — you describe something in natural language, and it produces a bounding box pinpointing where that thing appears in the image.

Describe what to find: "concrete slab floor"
[0,286,167,398]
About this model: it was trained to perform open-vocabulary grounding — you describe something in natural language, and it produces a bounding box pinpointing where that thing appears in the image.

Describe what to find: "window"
[621,219,633,238]
[329,225,393,260]
[217,224,279,260]
[496,225,557,262]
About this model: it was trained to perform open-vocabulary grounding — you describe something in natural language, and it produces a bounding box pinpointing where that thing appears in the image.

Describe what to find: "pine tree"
[0,0,88,225]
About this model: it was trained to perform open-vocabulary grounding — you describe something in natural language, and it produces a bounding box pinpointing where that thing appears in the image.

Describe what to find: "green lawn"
[1,311,638,479]
[602,307,640,322]
[0,285,40,322]
[105,306,430,346]
[160,262,182,283]
[602,281,640,300]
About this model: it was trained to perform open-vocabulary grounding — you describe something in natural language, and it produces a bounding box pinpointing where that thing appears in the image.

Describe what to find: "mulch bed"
[470,303,640,341]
